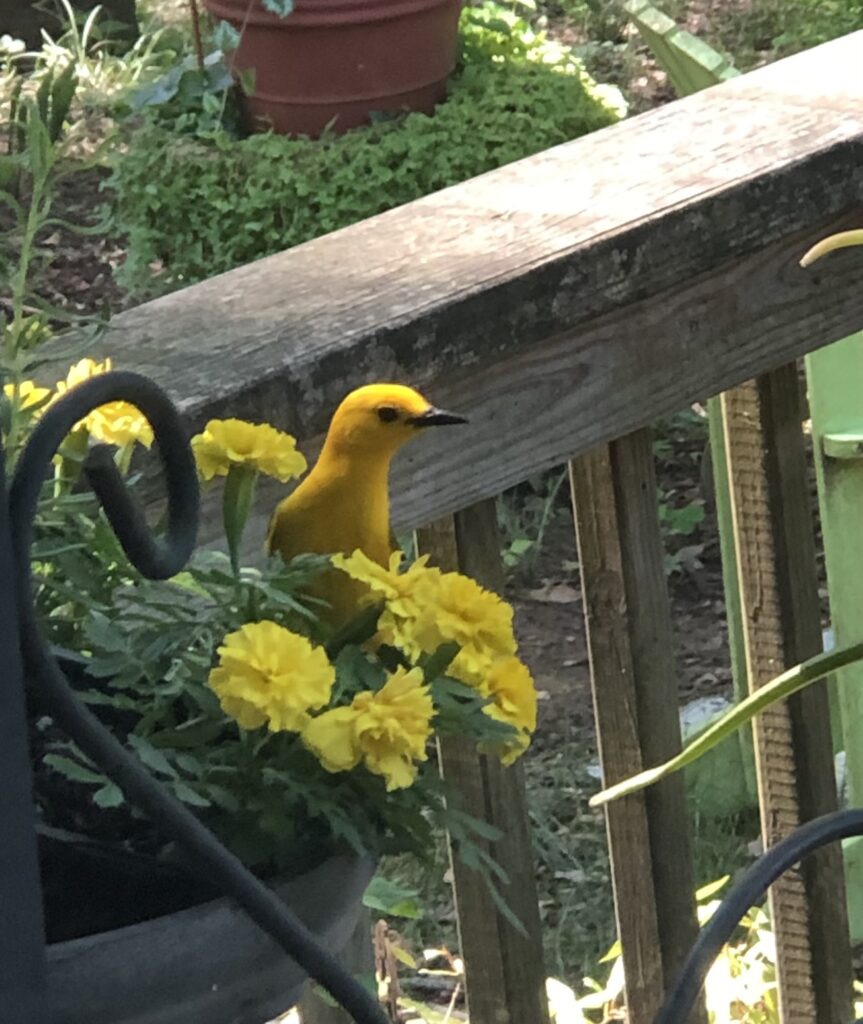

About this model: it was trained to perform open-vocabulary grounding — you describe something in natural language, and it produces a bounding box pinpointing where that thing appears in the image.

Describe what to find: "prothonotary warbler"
[267,383,467,624]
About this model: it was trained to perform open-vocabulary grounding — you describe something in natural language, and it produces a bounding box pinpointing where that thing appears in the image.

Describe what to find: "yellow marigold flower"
[303,667,433,791]
[209,620,335,732]
[3,379,52,414]
[53,358,154,449]
[403,571,517,684]
[332,549,441,617]
[335,552,518,685]
[84,402,155,449]
[57,357,110,392]
[191,418,307,482]
[481,656,538,765]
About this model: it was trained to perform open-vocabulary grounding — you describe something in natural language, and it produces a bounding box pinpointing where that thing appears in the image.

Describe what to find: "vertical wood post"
[722,366,851,1024]
[416,499,549,1024]
[570,429,703,1024]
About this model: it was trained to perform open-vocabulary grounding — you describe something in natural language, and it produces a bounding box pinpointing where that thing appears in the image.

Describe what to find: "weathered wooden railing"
[93,31,863,1024]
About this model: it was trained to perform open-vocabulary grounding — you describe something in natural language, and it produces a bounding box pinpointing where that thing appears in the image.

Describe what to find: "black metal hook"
[7,371,388,1024]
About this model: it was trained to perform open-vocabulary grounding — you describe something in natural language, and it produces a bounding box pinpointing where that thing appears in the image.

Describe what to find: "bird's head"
[322,383,467,459]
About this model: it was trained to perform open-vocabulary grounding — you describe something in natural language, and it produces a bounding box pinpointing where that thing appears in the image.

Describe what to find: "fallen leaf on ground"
[527,582,580,604]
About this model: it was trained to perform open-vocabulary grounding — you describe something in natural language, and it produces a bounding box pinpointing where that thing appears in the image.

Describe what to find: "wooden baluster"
[570,429,703,1024]
[721,367,851,1024]
[416,499,549,1024]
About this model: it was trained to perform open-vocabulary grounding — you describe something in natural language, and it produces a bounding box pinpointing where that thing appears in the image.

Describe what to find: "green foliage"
[41,552,421,870]
[108,2,624,295]
[652,408,709,576]
[30,0,180,114]
[658,493,704,536]
[577,880,780,1022]
[262,0,295,16]
[532,0,630,43]
[711,0,863,69]
[593,639,863,807]
[363,873,424,919]
[33,518,518,875]
[128,50,240,135]
[497,469,569,575]
[0,68,107,454]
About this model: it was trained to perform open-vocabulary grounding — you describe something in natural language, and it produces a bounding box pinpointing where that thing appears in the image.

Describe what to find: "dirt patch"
[35,167,130,318]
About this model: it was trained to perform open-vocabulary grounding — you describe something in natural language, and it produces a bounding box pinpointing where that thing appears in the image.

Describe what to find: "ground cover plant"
[705,0,863,69]
[106,2,626,296]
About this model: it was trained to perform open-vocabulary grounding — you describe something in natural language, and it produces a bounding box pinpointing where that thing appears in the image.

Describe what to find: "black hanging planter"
[0,371,388,1024]
[45,853,374,1024]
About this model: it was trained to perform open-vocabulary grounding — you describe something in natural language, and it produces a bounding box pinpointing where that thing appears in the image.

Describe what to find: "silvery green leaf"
[130,65,184,110]
[212,19,241,50]
[262,0,294,17]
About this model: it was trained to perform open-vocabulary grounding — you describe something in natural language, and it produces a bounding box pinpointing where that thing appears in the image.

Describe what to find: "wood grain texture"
[721,368,851,1024]
[75,36,863,543]
[416,502,549,1024]
[173,205,863,558]
[570,435,702,1024]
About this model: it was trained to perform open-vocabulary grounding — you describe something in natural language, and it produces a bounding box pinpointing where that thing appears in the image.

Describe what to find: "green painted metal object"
[624,1,738,93]
[806,337,863,940]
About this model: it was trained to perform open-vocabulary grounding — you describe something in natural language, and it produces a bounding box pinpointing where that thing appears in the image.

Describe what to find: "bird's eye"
[377,406,399,423]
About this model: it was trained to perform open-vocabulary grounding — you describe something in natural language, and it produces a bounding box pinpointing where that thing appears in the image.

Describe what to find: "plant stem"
[222,465,257,578]
[188,0,206,72]
[4,162,51,465]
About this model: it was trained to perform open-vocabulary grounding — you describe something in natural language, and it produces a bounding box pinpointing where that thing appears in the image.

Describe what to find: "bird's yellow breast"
[267,455,393,623]
[266,382,464,625]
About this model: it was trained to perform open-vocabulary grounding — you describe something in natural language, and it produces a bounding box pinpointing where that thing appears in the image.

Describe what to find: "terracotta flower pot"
[202,0,464,136]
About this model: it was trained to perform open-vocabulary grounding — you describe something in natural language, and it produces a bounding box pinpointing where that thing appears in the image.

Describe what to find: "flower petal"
[303,707,362,772]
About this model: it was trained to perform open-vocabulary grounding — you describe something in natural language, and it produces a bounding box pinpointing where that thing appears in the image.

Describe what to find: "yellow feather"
[267,384,465,624]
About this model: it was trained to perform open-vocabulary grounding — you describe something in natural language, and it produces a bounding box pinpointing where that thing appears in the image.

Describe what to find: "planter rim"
[44,852,375,1024]
[204,0,455,28]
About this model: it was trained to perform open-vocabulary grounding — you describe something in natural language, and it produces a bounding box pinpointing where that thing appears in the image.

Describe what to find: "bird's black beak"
[408,406,469,428]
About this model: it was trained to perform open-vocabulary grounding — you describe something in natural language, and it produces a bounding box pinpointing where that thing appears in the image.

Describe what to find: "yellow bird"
[267,383,467,624]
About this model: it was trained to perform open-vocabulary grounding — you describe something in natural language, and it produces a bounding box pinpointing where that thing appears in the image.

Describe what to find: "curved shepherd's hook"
[9,371,388,1024]
[654,807,863,1024]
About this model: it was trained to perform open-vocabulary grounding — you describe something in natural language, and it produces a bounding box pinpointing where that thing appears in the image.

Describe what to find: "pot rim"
[44,853,376,1024]
[47,851,372,954]
[203,0,461,29]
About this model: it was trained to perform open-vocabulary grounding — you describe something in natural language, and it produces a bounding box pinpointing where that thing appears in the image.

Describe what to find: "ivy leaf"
[238,67,256,96]
[130,66,185,110]
[212,19,241,50]
[262,0,294,16]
